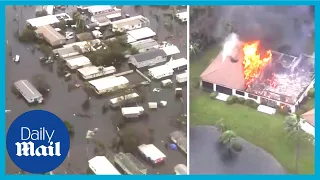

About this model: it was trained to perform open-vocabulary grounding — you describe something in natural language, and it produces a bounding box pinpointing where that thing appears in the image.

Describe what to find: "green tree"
[35,10,48,17]
[284,114,312,173]
[19,27,37,43]
[119,129,140,153]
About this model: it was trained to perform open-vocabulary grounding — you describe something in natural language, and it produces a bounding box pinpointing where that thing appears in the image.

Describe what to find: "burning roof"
[201,33,314,105]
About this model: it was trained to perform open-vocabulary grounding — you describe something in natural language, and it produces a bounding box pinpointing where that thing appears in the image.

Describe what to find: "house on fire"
[200,50,315,113]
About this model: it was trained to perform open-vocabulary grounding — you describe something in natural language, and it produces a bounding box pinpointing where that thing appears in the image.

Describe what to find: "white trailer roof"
[148,65,174,77]
[138,144,166,161]
[89,76,129,91]
[161,45,180,56]
[110,93,139,104]
[176,72,187,79]
[88,156,120,175]
[88,6,113,14]
[112,15,146,28]
[63,39,102,48]
[166,58,187,69]
[27,15,60,27]
[121,106,144,115]
[77,66,116,77]
[127,27,156,43]
[65,55,91,68]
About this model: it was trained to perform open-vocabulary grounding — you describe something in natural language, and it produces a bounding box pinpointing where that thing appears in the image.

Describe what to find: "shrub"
[231,141,243,152]
[308,88,315,98]
[226,96,236,105]
[210,92,218,99]
[244,99,259,109]
[230,95,238,102]
[237,97,245,104]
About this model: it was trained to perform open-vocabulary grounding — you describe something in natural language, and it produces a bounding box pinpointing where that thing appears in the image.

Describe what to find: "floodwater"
[5,6,187,174]
[190,126,287,174]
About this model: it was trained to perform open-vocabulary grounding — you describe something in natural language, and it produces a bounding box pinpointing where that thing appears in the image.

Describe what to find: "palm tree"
[190,41,200,55]
[219,130,242,153]
[284,114,307,174]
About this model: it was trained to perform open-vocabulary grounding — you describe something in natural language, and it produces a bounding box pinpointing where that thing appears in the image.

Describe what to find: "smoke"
[208,6,314,56]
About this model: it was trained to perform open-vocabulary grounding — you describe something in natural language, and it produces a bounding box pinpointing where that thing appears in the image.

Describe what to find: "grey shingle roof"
[131,49,166,62]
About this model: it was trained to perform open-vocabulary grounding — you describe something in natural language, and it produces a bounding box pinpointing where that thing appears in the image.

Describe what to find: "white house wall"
[201,80,298,112]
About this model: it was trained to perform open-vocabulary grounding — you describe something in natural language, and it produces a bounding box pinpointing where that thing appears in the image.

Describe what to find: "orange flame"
[243,41,272,87]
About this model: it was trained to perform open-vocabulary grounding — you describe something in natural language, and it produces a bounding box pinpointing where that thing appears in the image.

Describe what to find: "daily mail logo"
[6,110,70,174]
[16,127,61,157]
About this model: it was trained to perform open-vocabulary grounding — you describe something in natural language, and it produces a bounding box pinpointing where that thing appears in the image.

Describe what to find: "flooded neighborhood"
[6,5,187,175]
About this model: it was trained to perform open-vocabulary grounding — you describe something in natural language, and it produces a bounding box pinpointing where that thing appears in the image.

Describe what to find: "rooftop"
[131,49,167,62]
[201,49,315,104]
[88,6,113,14]
[65,55,91,67]
[166,58,188,69]
[148,64,174,76]
[138,144,166,161]
[247,52,314,104]
[130,38,159,50]
[88,156,120,175]
[89,76,129,91]
[160,45,180,56]
[301,109,314,127]
[14,80,42,99]
[27,15,60,27]
[114,152,147,175]
[112,15,149,28]
[35,25,66,45]
[126,27,156,43]
[77,65,116,76]
[200,51,246,90]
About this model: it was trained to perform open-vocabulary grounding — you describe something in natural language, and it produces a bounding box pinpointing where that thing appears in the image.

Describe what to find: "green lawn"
[190,47,315,174]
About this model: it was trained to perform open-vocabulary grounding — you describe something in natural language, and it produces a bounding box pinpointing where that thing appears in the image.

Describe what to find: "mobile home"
[114,152,147,175]
[89,76,129,94]
[148,65,174,80]
[109,93,140,108]
[77,65,116,80]
[121,106,144,118]
[138,144,166,165]
[161,79,173,87]
[88,156,121,175]
[65,55,92,70]
[166,58,188,71]
[176,71,187,83]
[130,39,159,53]
[14,80,44,104]
[111,15,150,32]
[129,49,167,69]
